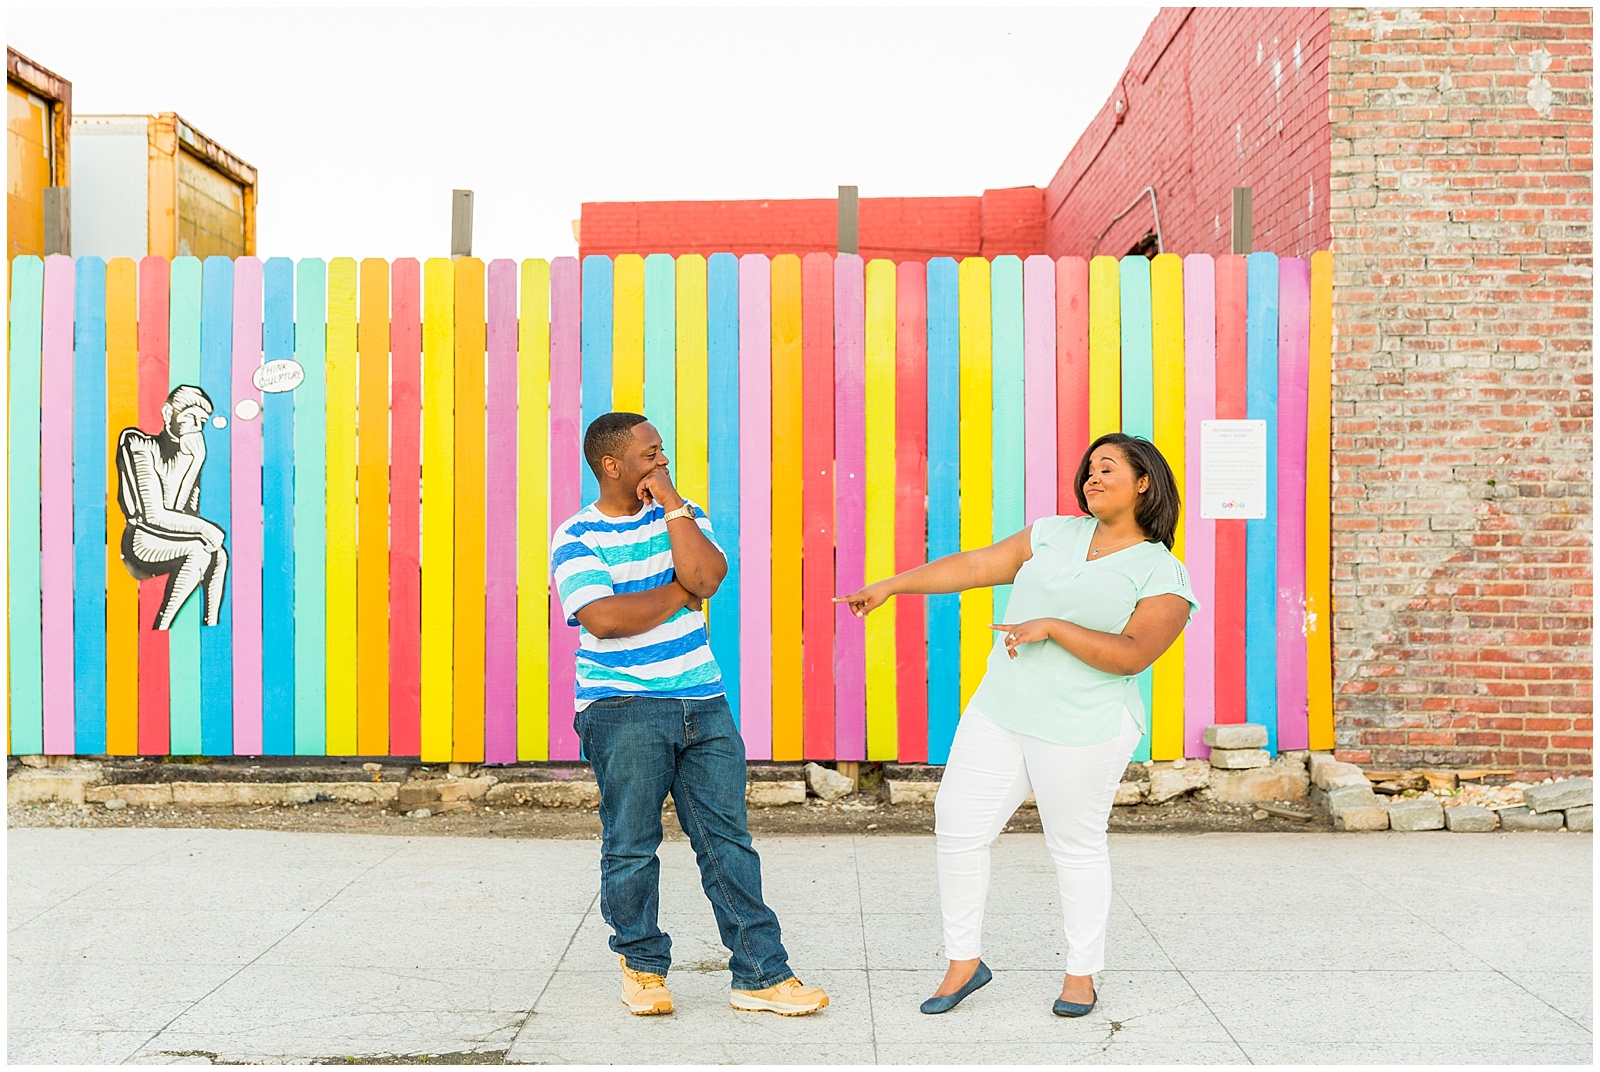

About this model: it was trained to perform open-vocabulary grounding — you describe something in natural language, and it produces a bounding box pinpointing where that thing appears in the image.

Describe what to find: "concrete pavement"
[7,826,1592,1064]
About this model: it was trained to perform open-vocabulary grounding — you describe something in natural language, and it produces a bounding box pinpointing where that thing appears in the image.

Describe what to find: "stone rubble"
[1450,782,1528,811]
[1202,723,1268,750]
[1496,806,1566,832]
[745,780,806,807]
[1523,777,1592,815]
[804,762,856,802]
[1146,762,1209,804]
[485,781,599,808]
[882,764,941,805]
[1207,748,1271,770]
[1333,803,1390,832]
[880,780,935,805]
[1200,755,1311,805]
[1387,797,1445,832]
[1113,781,1144,807]
[6,755,1593,834]
[1258,803,1313,822]
[1443,805,1499,833]
[1308,754,1370,791]
[1313,781,1388,831]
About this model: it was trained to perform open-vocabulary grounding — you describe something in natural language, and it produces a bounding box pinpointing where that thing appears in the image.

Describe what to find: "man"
[115,384,228,630]
[551,411,828,1017]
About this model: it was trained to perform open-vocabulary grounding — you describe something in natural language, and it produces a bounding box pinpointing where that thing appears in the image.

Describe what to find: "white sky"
[10,5,1157,261]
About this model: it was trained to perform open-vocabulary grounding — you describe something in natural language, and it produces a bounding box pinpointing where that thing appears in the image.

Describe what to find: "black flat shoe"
[1052,987,1097,1017]
[919,961,993,1014]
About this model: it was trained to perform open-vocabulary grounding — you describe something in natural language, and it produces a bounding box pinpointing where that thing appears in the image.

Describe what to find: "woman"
[836,433,1196,1017]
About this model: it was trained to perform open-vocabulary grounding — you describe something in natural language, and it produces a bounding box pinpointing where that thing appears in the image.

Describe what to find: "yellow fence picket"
[420,258,455,761]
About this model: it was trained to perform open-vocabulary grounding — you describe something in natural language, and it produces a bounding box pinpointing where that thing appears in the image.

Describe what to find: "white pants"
[934,705,1142,975]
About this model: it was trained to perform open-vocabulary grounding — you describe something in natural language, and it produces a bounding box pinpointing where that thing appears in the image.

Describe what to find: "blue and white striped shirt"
[550,499,724,711]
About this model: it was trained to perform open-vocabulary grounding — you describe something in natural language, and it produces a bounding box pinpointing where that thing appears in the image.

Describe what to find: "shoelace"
[632,971,667,989]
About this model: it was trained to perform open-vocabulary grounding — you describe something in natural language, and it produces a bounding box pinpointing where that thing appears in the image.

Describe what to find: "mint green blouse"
[968,514,1199,747]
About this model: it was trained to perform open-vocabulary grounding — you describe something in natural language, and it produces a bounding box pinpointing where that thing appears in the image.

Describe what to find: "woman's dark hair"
[1073,433,1181,549]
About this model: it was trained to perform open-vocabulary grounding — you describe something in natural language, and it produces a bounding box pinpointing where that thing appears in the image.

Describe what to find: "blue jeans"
[575,693,793,991]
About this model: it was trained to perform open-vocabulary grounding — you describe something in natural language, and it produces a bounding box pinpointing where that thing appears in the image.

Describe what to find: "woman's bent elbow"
[1119,640,1181,677]
[1114,646,1160,677]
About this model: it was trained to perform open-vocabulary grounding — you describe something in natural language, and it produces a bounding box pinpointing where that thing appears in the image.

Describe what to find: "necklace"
[1090,527,1146,558]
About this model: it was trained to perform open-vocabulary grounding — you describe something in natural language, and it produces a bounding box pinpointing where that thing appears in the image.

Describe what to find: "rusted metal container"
[7,47,72,260]
[72,112,256,259]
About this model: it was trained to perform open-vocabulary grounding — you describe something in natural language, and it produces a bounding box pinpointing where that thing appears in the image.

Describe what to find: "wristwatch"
[662,504,695,523]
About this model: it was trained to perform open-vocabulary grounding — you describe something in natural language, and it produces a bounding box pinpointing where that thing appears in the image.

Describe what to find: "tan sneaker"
[730,976,830,1016]
[619,955,674,1015]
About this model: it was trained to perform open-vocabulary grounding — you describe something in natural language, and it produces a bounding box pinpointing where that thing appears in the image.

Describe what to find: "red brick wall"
[1329,7,1593,777]
[578,188,1044,262]
[1044,7,1332,259]
[978,186,1048,256]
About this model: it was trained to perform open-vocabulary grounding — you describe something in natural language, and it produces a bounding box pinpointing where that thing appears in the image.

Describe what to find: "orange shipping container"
[72,112,256,260]
[7,47,71,260]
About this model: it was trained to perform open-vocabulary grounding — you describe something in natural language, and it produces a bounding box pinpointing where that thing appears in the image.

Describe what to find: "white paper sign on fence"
[1200,419,1267,519]
[253,359,305,394]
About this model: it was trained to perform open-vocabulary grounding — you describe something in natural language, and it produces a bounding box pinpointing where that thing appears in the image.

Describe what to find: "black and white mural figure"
[116,384,228,630]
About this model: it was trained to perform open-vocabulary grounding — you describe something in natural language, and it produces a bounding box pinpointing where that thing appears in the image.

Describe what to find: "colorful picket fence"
[6,251,1334,763]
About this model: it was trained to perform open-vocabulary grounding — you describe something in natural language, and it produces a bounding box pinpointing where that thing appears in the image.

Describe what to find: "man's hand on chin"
[637,468,684,511]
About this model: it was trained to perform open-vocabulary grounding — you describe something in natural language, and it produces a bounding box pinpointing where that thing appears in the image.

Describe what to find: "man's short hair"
[584,411,649,480]
[166,384,214,415]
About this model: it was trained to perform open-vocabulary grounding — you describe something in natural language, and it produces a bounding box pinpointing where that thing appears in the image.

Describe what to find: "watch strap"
[662,504,695,523]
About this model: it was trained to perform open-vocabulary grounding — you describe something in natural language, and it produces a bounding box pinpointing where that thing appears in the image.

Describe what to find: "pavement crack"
[851,834,878,1065]
[1100,1019,1125,1053]
[309,1047,513,1065]
[525,886,600,1018]
[1396,897,1592,1035]
[123,836,410,1065]
[1119,894,1253,1064]
[24,829,199,924]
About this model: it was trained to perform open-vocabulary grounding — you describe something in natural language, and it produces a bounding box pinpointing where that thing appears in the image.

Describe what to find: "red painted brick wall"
[578,188,1044,262]
[1329,7,1593,777]
[1044,7,1332,259]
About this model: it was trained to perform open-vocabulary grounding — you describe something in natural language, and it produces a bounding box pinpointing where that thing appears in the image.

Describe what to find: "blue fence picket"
[72,258,108,755]
[580,256,614,505]
[1245,252,1280,753]
[199,257,235,755]
[925,257,962,764]
[261,258,297,754]
[706,253,741,725]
